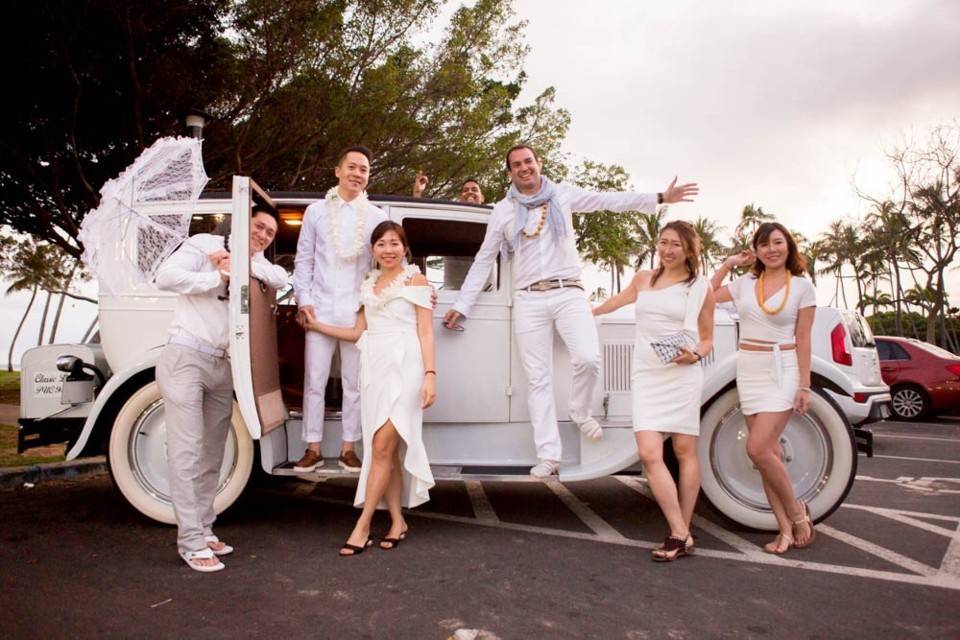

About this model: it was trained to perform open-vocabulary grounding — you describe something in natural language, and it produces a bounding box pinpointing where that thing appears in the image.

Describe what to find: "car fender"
[65,349,162,460]
[702,351,738,405]
[810,354,854,396]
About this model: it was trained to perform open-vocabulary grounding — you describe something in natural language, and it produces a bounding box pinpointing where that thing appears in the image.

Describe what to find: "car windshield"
[909,340,959,360]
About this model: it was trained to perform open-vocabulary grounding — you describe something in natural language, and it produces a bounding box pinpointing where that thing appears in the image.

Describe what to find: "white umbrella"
[78,136,209,295]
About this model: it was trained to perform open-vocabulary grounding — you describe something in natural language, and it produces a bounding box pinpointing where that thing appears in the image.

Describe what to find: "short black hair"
[338,145,373,165]
[504,144,539,171]
[461,178,481,189]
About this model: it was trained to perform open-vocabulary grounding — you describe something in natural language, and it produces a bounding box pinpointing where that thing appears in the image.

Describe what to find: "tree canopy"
[1,0,570,257]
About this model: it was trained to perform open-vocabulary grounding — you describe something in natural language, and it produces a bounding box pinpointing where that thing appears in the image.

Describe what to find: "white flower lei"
[326,186,368,262]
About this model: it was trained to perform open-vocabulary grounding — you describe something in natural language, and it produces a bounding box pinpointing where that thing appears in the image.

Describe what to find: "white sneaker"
[575,417,603,441]
[529,459,560,478]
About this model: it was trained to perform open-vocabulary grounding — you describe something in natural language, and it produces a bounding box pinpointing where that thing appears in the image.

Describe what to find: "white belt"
[168,335,228,359]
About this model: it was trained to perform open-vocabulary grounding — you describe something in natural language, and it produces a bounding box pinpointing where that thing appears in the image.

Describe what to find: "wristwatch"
[657,192,664,205]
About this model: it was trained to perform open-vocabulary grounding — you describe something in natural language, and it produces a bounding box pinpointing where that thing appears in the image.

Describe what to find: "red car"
[875,336,960,420]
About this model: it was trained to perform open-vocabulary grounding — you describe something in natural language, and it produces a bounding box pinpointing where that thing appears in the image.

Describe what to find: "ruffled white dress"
[354,265,436,509]
[632,276,710,435]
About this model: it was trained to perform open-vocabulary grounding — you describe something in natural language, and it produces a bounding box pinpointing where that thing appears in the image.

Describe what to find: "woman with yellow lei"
[711,222,817,554]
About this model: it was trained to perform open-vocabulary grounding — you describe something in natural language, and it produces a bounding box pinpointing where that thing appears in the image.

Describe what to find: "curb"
[0,456,107,489]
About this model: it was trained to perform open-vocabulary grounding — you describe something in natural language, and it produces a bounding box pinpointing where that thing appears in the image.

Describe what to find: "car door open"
[230,176,287,439]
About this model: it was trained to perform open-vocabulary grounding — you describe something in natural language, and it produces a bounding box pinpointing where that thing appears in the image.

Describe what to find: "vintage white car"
[18,178,891,531]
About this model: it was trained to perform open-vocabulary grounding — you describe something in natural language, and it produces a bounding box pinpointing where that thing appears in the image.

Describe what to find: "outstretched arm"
[305,311,366,343]
[592,273,641,316]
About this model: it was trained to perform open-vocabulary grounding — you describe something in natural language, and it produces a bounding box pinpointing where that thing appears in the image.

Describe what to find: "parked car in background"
[875,335,960,420]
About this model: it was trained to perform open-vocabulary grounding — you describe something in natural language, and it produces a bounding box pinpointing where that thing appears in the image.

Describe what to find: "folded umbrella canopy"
[78,136,209,296]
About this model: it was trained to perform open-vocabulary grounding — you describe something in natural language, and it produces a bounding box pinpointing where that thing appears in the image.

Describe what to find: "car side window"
[876,340,891,361]
[890,343,911,361]
[402,217,498,292]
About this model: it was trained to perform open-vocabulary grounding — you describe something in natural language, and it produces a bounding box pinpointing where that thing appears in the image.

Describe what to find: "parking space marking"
[464,480,500,524]
[841,504,959,538]
[854,475,960,494]
[615,476,766,557]
[872,454,960,465]
[815,524,938,576]
[544,481,627,542]
[874,434,960,443]
[261,487,960,591]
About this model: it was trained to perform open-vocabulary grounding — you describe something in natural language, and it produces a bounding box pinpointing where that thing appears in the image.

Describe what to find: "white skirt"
[736,348,799,415]
[631,337,703,435]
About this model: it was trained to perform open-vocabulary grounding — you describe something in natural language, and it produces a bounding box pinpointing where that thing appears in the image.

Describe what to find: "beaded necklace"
[756,271,791,315]
[521,204,549,239]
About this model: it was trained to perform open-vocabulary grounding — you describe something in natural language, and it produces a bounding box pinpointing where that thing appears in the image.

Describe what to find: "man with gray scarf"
[443,144,698,478]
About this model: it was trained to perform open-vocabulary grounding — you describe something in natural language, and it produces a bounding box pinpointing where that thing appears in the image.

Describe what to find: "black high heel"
[379,529,408,550]
[339,538,373,556]
[651,535,691,562]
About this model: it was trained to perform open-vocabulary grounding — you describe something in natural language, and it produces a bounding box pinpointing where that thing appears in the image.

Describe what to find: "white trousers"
[514,287,600,461]
[156,344,233,553]
[303,331,361,444]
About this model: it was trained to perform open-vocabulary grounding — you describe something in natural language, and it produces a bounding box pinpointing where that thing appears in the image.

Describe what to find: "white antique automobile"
[18,177,891,531]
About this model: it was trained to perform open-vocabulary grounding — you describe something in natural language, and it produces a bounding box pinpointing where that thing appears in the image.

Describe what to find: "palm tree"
[693,217,725,275]
[635,209,666,269]
[2,240,58,371]
[864,201,914,336]
[732,203,774,250]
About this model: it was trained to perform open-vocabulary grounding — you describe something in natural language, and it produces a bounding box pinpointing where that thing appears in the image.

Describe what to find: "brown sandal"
[792,502,817,549]
[652,535,690,562]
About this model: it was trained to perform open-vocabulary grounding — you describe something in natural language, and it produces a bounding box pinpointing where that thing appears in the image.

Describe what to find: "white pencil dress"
[631,276,709,435]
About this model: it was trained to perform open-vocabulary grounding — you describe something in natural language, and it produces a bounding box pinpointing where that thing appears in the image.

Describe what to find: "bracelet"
[425,370,436,376]
[692,350,702,362]
[799,386,811,392]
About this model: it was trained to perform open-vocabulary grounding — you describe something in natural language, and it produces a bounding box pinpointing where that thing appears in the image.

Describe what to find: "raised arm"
[565,177,699,214]
[155,238,223,295]
[711,251,755,303]
[592,273,641,316]
[305,312,366,343]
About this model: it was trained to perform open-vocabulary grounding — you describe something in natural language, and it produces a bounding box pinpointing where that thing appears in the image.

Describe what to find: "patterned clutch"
[649,332,694,365]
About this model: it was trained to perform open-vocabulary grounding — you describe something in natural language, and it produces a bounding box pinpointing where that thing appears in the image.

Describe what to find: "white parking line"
[874,434,960,443]
[464,480,499,524]
[815,524,938,576]
[842,503,960,523]
[871,454,960,465]
[544,481,627,542]
[840,504,959,538]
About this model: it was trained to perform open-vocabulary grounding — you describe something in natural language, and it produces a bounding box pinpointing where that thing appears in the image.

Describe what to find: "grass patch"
[0,423,65,468]
[0,370,21,404]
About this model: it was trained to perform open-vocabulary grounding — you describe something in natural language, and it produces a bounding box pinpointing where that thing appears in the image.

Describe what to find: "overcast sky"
[2,1,959,366]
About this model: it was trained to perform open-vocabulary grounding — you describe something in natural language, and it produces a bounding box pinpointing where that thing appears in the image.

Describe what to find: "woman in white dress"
[711,221,817,554]
[305,221,436,555]
[593,221,715,561]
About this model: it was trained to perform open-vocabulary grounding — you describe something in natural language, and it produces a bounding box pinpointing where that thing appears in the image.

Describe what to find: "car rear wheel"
[106,381,254,525]
[890,385,930,420]
[698,387,857,531]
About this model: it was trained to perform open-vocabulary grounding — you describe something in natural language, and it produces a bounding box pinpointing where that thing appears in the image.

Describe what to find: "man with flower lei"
[292,146,388,473]
[443,144,699,479]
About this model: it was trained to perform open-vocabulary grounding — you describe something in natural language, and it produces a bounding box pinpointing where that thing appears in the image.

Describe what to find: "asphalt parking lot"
[1,418,958,640]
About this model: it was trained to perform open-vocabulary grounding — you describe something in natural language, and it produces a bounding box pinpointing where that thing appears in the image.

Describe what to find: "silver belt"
[522,278,584,292]
[168,335,228,359]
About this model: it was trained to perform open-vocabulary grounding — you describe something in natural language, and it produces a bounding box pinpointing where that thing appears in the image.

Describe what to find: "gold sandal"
[763,532,794,555]
[792,502,817,549]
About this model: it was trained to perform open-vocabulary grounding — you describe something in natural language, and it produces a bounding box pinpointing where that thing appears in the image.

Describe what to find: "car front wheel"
[698,387,857,531]
[106,381,254,525]
[890,385,930,420]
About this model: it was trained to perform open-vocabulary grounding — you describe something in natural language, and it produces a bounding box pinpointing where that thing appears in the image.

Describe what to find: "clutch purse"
[649,332,694,365]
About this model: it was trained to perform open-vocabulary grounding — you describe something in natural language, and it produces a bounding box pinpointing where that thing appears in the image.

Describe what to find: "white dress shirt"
[155,233,289,350]
[293,196,388,326]
[452,183,659,316]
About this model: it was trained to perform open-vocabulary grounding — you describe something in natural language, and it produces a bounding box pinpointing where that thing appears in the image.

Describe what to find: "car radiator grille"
[603,340,715,394]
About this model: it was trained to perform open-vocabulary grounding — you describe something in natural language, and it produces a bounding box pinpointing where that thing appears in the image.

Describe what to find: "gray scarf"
[507,176,567,254]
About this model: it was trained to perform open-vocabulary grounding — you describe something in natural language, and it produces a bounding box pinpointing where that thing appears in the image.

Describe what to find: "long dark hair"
[751,222,806,277]
[370,220,412,263]
[650,220,701,286]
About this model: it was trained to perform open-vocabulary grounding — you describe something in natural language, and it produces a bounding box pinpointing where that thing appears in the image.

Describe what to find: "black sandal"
[652,535,690,562]
[339,538,373,556]
[379,530,408,550]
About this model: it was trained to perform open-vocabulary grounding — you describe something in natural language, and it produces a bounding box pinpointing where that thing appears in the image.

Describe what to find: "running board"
[272,460,559,482]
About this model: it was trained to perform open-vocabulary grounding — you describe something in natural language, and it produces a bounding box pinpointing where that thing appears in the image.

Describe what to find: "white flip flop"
[205,535,234,556]
[179,547,225,573]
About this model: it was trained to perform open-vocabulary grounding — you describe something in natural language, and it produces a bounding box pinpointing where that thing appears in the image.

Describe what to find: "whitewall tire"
[698,387,857,531]
[107,381,254,525]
